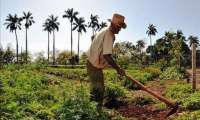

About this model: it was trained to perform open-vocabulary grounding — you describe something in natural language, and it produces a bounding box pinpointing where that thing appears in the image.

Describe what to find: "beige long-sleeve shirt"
[87,27,115,69]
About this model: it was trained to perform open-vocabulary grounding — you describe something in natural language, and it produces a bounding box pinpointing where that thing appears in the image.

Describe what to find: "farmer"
[86,13,127,111]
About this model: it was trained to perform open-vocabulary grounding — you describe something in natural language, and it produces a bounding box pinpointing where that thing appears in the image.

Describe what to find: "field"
[0,64,200,120]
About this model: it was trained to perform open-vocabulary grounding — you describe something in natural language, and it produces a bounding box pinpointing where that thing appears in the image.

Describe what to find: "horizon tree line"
[3,9,200,65]
[4,8,108,65]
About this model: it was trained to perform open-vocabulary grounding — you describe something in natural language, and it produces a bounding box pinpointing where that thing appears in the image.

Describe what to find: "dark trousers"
[86,60,104,110]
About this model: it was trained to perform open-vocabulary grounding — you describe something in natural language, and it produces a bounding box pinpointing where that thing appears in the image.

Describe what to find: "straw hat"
[108,13,127,29]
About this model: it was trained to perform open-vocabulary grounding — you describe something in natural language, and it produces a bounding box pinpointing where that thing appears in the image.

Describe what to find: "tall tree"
[22,11,35,63]
[146,24,158,46]
[136,40,145,62]
[4,14,22,63]
[88,14,99,36]
[188,35,199,90]
[63,8,79,58]
[146,24,157,61]
[43,19,52,63]
[47,15,59,65]
[99,21,107,31]
[188,36,199,47]
[73,17,87,60]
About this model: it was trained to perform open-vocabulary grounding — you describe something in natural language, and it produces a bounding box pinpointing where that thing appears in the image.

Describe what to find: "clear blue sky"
[1,0,200,56]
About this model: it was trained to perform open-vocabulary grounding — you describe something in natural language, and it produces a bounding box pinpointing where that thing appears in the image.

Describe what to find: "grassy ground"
[0,64,200,120]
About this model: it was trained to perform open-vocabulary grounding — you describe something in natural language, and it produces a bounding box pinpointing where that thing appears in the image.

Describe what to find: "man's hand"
[103,54,126,76]
[117,67,126,76]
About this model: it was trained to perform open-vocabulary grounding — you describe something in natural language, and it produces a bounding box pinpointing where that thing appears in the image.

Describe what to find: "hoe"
[125,74,179,118]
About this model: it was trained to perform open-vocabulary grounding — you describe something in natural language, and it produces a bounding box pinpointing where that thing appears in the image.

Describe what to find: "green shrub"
[142,66,161,78]
[122,70,150,90]
[21,101,55,119]
[154,103,167,109]
[105,81,126,100]
[159,67,184,80]
[132,96,155,106]
[56,87,109,120]
[42,67,87,81]
[117,56,130,69]
[0,78,3,94]
[182,92,200,110]
[123,76,146,90]
[175,110,200,120]
[104,70,119,83]
[165,83,193,100]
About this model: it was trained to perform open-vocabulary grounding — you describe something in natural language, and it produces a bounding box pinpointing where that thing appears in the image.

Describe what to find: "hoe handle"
[125,75,175,107]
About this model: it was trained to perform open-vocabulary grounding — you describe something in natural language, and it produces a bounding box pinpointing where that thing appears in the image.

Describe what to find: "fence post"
[192,43,196,90]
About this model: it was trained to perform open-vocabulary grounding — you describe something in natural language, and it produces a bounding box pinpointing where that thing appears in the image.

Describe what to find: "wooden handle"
[125,75,175,107]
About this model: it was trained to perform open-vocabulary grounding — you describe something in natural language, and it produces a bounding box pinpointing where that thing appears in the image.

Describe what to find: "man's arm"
[103,54,125,76]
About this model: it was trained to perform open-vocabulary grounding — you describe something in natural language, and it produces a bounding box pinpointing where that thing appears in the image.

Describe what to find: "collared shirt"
[87,27,115,69]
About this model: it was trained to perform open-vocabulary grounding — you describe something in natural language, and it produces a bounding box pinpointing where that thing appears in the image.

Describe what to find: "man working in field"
[87,13,127,111]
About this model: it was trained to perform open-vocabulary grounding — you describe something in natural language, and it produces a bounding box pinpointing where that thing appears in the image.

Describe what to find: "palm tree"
[43,19,52,63]
[188,36,199,47]
[146,24,157,61]
[88,14,99,36]
[4,14,22,63]
[47,15,59,65]
[146,24,157,46]
[99,21,107,31]
[73,17,87,59]
[136,40,145,63]
[22,11,35,63]
[63,8,79,58]
[136,40,145,54]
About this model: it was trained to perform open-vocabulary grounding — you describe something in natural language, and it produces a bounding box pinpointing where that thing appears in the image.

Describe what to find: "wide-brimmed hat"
[108,13,127,29]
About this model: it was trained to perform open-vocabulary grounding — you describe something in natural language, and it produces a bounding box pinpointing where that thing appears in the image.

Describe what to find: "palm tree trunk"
[140,49,142,63]
[71,22,73,57]
[15,30,19,63]
[53,30,55,65]
[92,28,94,36]
[21,46,23,63]
[25,28,28,63]
[192,43,196,90]
[48,32,50,63]
[150,35,152,46]
[149,35,152,61]
[78,32,80,58]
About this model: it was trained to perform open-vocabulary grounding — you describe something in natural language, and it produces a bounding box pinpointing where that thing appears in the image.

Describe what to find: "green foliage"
[154,103,167,109]
[142,66,161,78]
[3,46,15,64]
[131,96,155,106]
[56,87,109,120]
[56,50,71,65]
[117,55,130,69]
[159,67,183,80]
[122,69,153,90]
[165,83,193,100]
[105,81,126,100]
[34,51,47,64]
[182,92,200,110]
[175,110,200,120]
[0,65,57,119]
[154,59,168,70]
[165,83,200,110]
[42,67,87,81]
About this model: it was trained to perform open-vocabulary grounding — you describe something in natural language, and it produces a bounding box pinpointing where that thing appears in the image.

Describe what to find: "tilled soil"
[116,79,181,120]
[118,104,170,120]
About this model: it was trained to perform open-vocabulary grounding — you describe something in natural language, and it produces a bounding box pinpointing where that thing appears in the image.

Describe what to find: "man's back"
[87,27,115,69]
